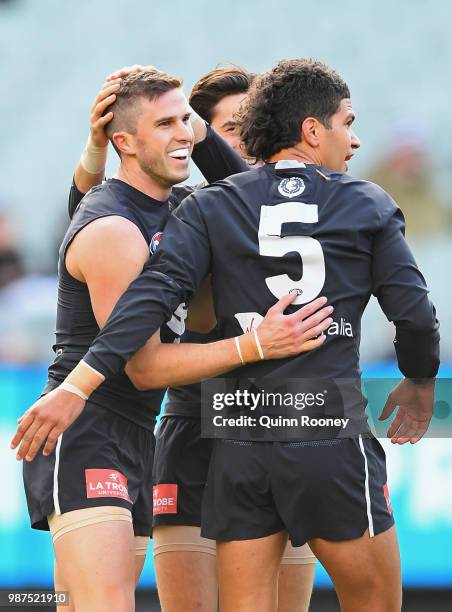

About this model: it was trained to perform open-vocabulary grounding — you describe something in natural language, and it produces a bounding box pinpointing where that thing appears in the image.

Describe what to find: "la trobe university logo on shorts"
[85,468,131,502]
[153,483,178,515]
[278,177,306,198]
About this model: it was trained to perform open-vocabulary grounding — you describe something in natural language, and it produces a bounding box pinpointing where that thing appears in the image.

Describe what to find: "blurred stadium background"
[0,0,451,609]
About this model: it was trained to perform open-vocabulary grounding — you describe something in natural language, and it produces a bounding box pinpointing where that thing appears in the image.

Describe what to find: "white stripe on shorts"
[53,435,63,515]
[358,434,374,537]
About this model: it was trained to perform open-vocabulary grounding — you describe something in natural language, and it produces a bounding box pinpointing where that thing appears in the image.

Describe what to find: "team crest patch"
[150,232,163,254]
[153,483,178,515]
[278,177,305,198]
[85,469,131,502]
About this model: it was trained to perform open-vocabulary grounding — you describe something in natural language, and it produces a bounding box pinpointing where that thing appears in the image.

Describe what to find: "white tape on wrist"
[234,336,245,365]
[80,359,104,380]
[253,329,265,360]
[80,134,108,174]
[58,382,89,401]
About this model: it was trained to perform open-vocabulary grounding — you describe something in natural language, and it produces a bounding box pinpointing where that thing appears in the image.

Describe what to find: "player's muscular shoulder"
[66,215,149,283]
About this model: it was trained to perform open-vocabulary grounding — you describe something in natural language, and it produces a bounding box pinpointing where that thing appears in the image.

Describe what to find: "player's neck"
[269,144,321,166]
[116,163,171,202]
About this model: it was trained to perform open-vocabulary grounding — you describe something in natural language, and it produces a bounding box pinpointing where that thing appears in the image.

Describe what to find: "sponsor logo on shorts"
[153,483,178,515]
[383,483,392,514]
[85,469,131,502]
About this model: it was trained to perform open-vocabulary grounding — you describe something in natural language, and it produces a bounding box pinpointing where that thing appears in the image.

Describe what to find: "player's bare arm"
[73,79,119,194]
[11,285,332,461]
[10,215,149,461]
[128,293,333,389]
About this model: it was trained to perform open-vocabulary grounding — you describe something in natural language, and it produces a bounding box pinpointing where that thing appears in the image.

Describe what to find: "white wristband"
[80,134,108,174]
[253,329,265,360]
[58,381,89,401]
[234,336,245,365]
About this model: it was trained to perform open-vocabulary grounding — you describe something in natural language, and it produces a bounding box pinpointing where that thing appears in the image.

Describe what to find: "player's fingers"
[391,436,411,445]
[15,417,47,460]
[92,94,117,119]
[408,419,431,444]
[98,81,121,97]
[91,85,120,112]
[106,65,145,80]
[301,318,333,341]
[10,411,36,449]
[378,394,397,421]
[15,417,42,457]
[298,334,326,353]
[23,424,54,461]
[297,306,333,332]
[17,409,31,424]
[390,419,416,444]
[288,297,329,323]
[409,430,427,444]
[106,67,130,80]
[386,412,404,439]
[268,291,299,313]
[96,112,114,127]
[42,428,62,457]
[102,77,121,88]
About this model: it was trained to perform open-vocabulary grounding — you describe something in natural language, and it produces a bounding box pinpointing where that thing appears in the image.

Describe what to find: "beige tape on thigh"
[48,506,132,544]
[152,525,216,557]
[135,536,150,557]
[281,541,316,565]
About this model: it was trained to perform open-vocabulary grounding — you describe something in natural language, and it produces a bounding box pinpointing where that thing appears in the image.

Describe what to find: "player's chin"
[167,165,190,185]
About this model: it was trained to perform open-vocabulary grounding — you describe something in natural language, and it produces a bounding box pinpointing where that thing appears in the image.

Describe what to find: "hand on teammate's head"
[106,64,160,82]
[89,65,163,149]
[89,80,122,148]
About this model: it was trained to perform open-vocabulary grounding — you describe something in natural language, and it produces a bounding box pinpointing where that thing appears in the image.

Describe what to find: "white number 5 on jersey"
[258,202,325,305]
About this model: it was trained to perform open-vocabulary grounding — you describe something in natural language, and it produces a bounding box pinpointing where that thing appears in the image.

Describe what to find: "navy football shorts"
[152,416,212,527]
[201,435,394,545]
[23,400,155,536]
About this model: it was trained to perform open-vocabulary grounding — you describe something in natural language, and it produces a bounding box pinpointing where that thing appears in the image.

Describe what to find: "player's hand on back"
[378,378,435,444]
[10,389,86,461]
[258,293,333,360]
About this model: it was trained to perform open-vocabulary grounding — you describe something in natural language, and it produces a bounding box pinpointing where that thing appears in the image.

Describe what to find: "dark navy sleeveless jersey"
[84,161,439,392]
[47,178,180,429]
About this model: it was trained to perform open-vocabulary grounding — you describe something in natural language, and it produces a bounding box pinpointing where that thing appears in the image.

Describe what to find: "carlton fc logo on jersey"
[278,177,305,198]
[150,232,163,255]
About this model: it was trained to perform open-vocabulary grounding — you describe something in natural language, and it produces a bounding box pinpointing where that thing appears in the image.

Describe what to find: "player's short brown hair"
[105,70,182,154]
[189,66,254,123]
[238,59,350,161]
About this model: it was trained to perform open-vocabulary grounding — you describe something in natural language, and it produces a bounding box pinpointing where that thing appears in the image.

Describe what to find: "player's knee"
[341,573,401,612]
[73,583,134,612]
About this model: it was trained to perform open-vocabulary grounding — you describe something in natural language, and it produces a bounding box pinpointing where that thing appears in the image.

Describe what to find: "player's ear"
[301,117,320,147]
[112,131,136,156]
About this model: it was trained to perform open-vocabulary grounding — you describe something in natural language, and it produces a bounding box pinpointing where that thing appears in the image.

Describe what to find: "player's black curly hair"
[238,59,350,161]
